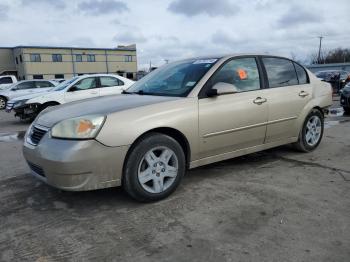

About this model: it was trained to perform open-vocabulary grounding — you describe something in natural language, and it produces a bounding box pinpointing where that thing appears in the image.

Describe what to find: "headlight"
[51,115,106,139]
[13,99,28,108]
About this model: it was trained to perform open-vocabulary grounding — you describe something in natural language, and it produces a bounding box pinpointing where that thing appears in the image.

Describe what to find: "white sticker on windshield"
[186,81,196,87]
[193,59,217,64]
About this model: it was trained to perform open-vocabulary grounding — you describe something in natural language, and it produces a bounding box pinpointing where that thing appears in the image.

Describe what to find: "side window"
[100,76,121,87]
[30,54,41,62]
[0,77,13,84]
[16,82,35,90]
[294,63,308,84]
[73,78,97,91]
[35,81,55,88]
[262,57,299,88]
[210,57,261,92]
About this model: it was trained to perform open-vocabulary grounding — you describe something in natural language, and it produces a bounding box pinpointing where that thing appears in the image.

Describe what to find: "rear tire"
[123,133,186,202]
[293,109,324,152]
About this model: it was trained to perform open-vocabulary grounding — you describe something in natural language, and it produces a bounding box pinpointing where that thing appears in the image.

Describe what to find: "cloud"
[78,0,129,16]
[0,4,9,20]
[277,7,322,28]
[20,0,66,9]
[211,30,241,46]
[113,31,147,44]
[168,0,239,17]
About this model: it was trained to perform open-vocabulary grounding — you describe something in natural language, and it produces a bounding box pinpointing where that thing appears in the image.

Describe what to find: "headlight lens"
[51,115,106,139]
[13,99,28,108]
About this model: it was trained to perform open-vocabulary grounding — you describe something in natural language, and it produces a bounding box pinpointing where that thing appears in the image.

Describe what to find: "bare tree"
[309,47,350,64]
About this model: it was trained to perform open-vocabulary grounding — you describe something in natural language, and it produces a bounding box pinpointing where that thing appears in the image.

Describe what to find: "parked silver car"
[0,80,57,109]
[23,54,332,201]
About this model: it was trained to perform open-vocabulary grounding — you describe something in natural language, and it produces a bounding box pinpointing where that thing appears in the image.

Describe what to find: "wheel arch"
[124,127,191,171]
[0,95,8,101]
[40,101,60,109]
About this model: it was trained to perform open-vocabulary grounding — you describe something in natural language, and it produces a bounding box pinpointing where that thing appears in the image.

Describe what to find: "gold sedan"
[23,54,332,201]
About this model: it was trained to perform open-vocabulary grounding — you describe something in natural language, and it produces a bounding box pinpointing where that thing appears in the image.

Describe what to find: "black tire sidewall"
[123,133,186,202]
[300,109,324,152]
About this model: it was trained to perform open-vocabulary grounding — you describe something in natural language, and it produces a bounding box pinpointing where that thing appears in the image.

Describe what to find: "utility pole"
[317,36,323,64]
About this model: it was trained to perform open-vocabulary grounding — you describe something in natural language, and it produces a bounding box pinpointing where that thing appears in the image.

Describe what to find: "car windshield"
[126,58,219,97]
[52,77,79,91]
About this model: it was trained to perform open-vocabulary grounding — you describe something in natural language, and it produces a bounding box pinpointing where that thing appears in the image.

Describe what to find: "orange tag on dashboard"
[237,69,248,80]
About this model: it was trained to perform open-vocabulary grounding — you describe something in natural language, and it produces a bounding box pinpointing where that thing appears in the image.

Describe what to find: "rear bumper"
[23,133,129,191]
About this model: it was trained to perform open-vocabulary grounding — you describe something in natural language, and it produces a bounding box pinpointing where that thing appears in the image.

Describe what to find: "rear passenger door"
[260,57,312,143]
[98,76,125,97]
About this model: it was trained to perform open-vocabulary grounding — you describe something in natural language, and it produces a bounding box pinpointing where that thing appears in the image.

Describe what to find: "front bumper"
[23,129,129,191]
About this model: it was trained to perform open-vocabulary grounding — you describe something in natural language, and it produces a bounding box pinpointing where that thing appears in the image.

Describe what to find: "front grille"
[27,162,46,177]
[29,126,48,145]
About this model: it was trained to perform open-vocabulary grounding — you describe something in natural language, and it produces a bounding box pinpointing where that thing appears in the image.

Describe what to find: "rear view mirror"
[206,82,238,97]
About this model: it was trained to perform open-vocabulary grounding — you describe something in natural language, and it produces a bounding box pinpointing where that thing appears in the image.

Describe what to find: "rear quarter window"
[262,57,299,88]
[294,63,308,84]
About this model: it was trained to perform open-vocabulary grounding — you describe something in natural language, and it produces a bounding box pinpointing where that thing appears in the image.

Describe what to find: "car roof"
[175,53,303,64]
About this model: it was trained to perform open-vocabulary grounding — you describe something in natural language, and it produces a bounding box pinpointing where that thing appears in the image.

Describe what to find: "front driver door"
[12,81,36,97]
[198,57,268,159]
[64,77,99,103]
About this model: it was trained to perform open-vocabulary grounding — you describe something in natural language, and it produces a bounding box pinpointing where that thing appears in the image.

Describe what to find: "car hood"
[35,94,180,127]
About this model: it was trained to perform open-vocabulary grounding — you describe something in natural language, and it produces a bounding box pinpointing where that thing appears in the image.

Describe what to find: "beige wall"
[11,47,137,80]
[0,48,16,74]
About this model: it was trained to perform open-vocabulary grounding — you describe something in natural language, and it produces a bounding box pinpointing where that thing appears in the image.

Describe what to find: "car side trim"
[190,136,298,168]
[203,116,297,138]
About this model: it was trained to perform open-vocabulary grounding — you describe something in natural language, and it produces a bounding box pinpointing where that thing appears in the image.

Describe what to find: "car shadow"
[2,145,295,214]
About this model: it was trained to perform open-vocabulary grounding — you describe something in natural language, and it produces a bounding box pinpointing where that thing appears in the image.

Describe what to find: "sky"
[0,0,349,70]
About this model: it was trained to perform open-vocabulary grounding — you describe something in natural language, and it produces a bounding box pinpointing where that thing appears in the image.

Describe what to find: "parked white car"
[0,75,17,90]
[7,74,134,120]
[0,80,57,109]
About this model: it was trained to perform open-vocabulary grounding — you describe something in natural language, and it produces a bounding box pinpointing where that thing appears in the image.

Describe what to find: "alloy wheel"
[0,98,6,109]
[305,115,322,146]
[137,146,179,194]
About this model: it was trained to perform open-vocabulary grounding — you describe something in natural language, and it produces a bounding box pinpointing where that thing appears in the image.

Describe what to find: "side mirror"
[206,82,238,97]
[69,86,79,92]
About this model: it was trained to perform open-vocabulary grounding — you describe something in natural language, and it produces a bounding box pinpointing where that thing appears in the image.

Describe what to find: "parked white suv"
[0,75,17,90]
[7,74,134,120]
[0,80,57,109]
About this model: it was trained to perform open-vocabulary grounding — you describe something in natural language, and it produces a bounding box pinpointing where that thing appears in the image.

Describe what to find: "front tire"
[293,109,324,152]
[123,133,186,202]
[343,107,350,115]
[0,96,7,110]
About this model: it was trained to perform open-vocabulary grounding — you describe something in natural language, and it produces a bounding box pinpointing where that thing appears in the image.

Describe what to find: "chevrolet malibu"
[23,54,332,201]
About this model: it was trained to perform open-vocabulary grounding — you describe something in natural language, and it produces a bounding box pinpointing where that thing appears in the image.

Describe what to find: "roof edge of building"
[0,45,136,51]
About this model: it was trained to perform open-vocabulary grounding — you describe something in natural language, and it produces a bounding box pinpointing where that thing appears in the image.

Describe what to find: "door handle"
[253,97,267,105]
[299,91,309,97]
[90,91,98,94]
